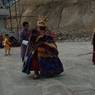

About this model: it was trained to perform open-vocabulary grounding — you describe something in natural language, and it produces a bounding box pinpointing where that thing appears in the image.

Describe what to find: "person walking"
[19,21,30,62]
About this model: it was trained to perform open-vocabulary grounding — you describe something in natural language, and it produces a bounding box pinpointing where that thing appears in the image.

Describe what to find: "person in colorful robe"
[92,29,95,65]
[3,34,12,56]
[22,16,64,79]
[19,21,30,62]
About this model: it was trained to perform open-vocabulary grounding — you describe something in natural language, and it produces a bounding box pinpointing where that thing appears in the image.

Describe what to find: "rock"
[11,0,95,40]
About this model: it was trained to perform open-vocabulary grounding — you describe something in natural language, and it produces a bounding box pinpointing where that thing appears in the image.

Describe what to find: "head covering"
[37,16,48,27]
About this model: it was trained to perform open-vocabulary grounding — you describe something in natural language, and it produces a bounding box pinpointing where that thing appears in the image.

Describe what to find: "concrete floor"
[0,42,95,95]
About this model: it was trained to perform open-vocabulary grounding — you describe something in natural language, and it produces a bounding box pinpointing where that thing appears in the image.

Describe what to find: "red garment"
[31,56,39,71]
[92,47,95,64]
[0,35,3,43]
[45,32,57,41]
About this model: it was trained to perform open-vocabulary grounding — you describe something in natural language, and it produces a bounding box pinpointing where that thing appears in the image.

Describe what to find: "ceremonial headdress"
[37,16,48,27]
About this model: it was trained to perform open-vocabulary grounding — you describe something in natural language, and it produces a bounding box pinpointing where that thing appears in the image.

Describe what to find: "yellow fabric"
[37,43,57,58]
[44,43,57,49]
[35,34,57,58]
[3,38,11,49]
[37,47,48,57]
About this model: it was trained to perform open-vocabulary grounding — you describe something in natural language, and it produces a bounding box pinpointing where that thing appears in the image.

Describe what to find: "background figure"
[3,34,12,56]
[19,21,30,62]
[92,28,95,65]
[0,34,3,48]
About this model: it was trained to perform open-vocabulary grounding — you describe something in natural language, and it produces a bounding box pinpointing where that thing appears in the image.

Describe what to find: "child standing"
[3,34,12,56]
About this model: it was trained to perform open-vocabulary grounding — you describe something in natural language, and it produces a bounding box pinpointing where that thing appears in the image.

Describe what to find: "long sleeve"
[19,31,24,44]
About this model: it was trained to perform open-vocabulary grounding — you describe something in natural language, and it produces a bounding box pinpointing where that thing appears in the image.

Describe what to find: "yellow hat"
[37,16,48,27]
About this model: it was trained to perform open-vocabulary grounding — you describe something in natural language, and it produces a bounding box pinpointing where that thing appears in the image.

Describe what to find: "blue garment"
[22,54,32,74]
[39,57,64,77]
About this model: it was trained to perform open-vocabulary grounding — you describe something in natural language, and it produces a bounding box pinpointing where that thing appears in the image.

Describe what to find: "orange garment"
[3,38,12,55]
[3,38,12,49]
[37,43,57,58]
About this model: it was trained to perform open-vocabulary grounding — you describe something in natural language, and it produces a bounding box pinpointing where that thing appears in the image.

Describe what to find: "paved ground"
[0,42,95,95]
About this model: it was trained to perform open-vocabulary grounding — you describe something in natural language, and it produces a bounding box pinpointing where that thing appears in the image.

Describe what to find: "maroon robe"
[92,33,95,64]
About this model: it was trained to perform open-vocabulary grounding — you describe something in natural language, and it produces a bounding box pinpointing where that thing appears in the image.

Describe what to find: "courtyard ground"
[0,42,95,95]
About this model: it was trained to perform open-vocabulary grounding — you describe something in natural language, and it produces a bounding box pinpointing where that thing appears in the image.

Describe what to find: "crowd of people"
[19,16,95,79]
[1,15,95,79]
[19,16,64,79]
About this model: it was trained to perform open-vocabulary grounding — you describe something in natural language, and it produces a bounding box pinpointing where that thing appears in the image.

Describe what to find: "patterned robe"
[22,29,64,77]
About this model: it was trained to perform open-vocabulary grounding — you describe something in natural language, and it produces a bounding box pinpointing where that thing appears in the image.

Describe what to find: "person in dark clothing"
[19,21,30,62]
[92,30,95,65]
